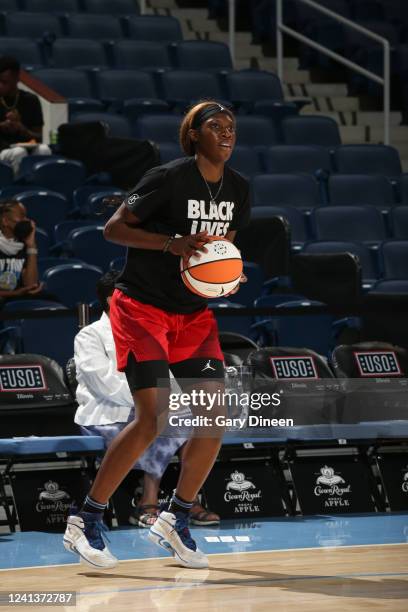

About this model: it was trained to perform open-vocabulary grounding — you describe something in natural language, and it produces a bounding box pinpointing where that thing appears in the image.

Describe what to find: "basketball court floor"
[0,513,407,611]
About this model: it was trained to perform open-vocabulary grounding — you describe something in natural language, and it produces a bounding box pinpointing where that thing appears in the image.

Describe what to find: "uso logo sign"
[0,365,47,392]
[354,351,401,377]
[270,356,318,379]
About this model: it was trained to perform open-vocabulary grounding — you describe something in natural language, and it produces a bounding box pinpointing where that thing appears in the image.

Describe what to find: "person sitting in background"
[0,199,43,306]
[0,56,51,174]
[74,270,220,527]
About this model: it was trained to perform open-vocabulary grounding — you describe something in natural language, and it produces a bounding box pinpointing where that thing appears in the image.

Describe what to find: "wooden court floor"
[1,544,407,611]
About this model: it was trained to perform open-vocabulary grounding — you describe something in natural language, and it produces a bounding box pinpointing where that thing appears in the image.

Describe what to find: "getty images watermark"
[166,389,294,430]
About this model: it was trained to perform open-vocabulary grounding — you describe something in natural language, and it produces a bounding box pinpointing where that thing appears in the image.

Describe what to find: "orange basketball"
[180,238,243,298]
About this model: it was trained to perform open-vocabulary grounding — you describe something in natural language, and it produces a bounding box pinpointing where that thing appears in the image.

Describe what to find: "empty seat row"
[0,39,234,73]
[32,68,292,117]
[0,0,140,14]
[251,205,408,245]
[0,13,181,41]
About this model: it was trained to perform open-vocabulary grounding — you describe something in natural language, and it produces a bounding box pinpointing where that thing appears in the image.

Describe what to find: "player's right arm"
[104,203,208,259]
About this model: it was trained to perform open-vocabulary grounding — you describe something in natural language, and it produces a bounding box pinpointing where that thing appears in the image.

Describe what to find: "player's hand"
[26,282,44,295]
[224,272,247,297]
[169,231,209,261]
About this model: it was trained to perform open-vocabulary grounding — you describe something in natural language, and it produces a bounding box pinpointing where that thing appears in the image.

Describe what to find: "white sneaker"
[148,510,209,569]
[63,513,118,569]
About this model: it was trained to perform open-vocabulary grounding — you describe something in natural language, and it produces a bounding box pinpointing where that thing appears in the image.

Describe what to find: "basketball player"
[63,101,250,569]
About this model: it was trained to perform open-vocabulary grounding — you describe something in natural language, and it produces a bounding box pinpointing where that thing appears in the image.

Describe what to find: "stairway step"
[296,96,359,112]
[258,57,299,72]
[370,126,408,143]
[170,8,208,19]
[150,0,178,8]
[339,125,366,143]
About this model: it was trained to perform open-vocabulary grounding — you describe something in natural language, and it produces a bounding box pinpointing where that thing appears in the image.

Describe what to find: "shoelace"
[174,515,197,552]
[84,519,111,551]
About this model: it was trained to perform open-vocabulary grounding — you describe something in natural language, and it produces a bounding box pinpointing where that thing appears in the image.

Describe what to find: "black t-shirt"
[0,248,26,291]
[116,157,251,313]
[0,89,43,150]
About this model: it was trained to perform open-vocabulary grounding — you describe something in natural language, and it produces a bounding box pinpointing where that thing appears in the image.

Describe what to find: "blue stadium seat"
[0,162,13,188]
[66,14,124,39]
[95,70,167,117]
[173,41,233,72]
[380,241,408,279]
[67,226,126,271]
[263,145,331,175]
[21,0,80,12]
[333,145,402,176]
[0,185,45,198]
[4,12,63,38]
[71,112,132,138]
[86,189,126,219]
[251,205,309,247]
[282,116,341,146]
[160,70,223,108]
[37,257,84,279]
[227,145,262,178]
[83,0,139,14]
[17,315,80,367]
[72,185,120,216]
[96,70,158,103]
[2,299,65,313]
[54,219,101,244]
[252,174,320,210]
[0,38,43,70]
[125,15,182,42]
[303,240,378,284]
[390,207,408,239]
[225,69,286,108]
[370,279,408,294]
[228,261,265,307]
[134,113,181,143]
[235,116,278,148]
[252,296,334,355]
[25,158,86,200]
[399,174,408,205]
[14,190,70,236]
[312,206,387,244]
[112,40,171,71]
[329,174,395,210]
[17,154,65,179]
[50,39,109,69]
[32,69,102,115]
[208,299,252,336]
[158,142,183,163]
[43,263,103,307]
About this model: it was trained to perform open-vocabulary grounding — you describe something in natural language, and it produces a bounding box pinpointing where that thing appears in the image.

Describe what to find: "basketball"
[180,238,243,298]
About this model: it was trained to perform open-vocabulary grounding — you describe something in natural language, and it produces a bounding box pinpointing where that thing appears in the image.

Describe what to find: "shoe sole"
[63,536,118,570]
[148,529,209,569]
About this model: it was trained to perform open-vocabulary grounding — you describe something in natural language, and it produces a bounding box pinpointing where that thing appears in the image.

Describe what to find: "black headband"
[191,103,232,129]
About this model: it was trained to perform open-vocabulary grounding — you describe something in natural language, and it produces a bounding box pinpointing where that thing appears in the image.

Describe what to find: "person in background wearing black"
[63,100,250,571]
[0,199,43,306]
[0,56,50,174]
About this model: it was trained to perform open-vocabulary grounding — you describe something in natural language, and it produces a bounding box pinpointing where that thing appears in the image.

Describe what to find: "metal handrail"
[276,0,391,144]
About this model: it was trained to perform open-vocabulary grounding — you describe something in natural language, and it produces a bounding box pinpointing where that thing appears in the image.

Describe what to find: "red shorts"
[110,289,224,371]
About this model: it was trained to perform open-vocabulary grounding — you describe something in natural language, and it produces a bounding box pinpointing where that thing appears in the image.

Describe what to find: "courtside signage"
[270,355,318,379]
[0,364,47,392]
[354,351,401,377]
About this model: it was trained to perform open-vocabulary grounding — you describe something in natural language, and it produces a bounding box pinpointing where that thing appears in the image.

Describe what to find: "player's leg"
[64,291,172,568]
[149,308,225,568]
